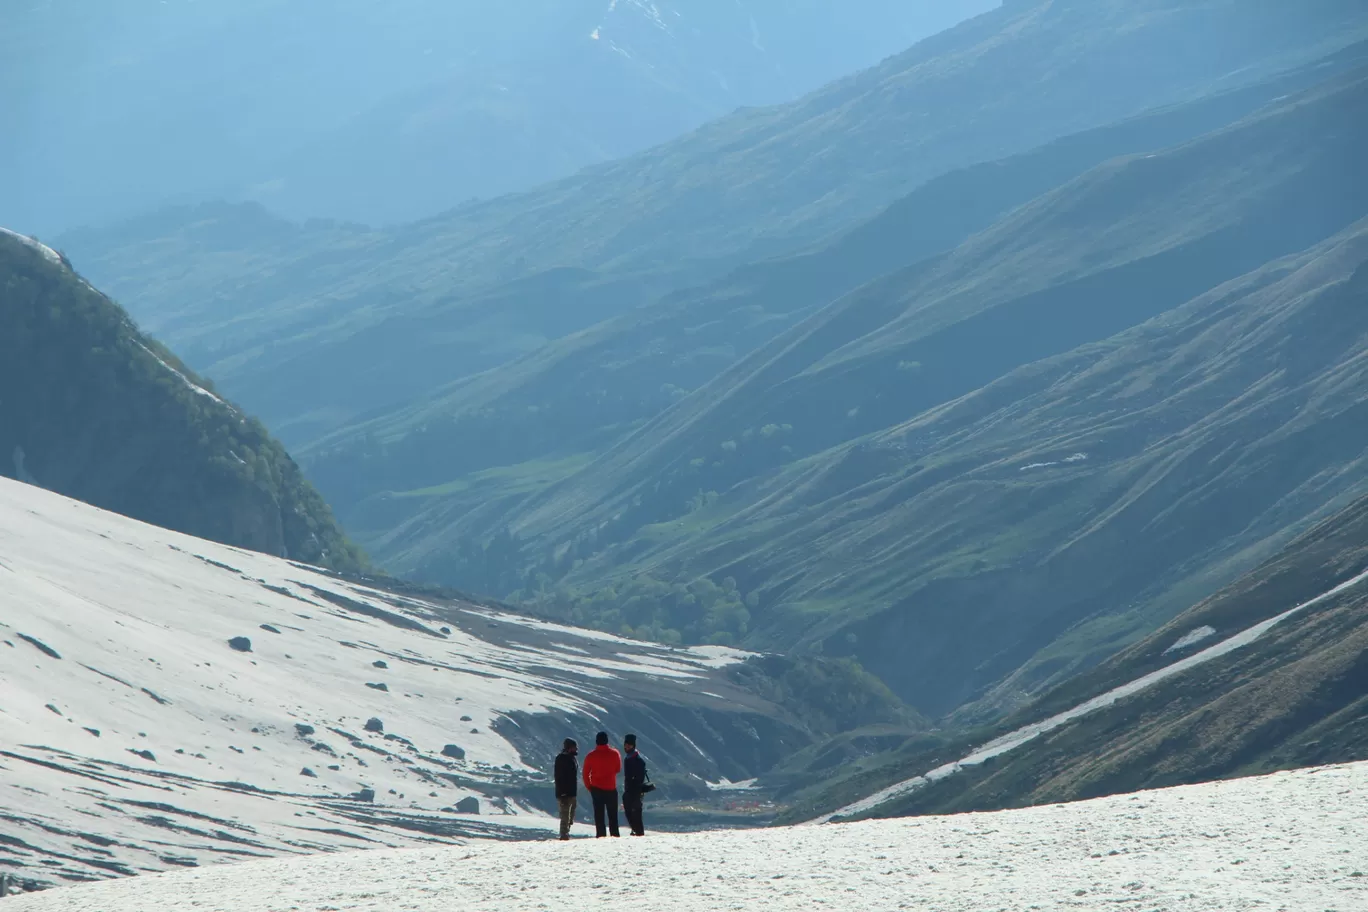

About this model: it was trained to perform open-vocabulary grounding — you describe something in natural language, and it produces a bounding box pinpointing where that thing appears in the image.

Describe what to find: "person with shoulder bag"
[622,733,653,836]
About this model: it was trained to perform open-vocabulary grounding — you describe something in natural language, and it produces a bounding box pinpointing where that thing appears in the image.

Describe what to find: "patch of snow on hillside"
[0,226,63,265]
[1164,624,1217,654]
[134,341,226,404]
[705,776,758,791]
[1018,452,1088,471]
[820,564,1368,821]
[8,762,1366,911]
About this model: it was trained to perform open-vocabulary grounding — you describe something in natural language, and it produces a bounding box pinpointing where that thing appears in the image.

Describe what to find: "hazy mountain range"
[5,0,996,233]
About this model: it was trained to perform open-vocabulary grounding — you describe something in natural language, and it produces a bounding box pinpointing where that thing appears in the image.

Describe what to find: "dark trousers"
[623,791,644,835]
[590,787,620,837]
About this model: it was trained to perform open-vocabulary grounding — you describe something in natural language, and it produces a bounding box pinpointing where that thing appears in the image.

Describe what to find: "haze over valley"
[3,1,1367,906]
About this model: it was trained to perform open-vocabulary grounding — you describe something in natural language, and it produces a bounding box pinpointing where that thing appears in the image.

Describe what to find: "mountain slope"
[0,228,360,570]
[59,0,1368,432]
[786,489,1368,822]
[343,67,1368,695]
[0,475,911,889]
[515,211,1368,712]
[6,762,1366,908]
[303,43,1368,542]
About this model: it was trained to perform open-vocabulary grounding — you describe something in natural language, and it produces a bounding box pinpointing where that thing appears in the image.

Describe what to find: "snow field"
[9,761,1368,911]
[0,477,749,882]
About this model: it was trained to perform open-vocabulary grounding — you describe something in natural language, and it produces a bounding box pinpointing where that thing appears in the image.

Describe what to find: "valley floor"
[8,761,1366,911]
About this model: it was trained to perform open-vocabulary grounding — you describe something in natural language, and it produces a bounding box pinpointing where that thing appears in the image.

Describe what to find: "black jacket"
[554,751,578,798]
[623,750,647,796]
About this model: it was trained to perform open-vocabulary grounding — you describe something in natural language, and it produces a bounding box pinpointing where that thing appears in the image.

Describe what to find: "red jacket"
[582,744,621,791]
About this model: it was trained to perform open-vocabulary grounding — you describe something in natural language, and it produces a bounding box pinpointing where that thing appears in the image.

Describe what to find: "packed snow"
[820,563,1368,822]
[0,476,758,886]
[8,761,1367,911]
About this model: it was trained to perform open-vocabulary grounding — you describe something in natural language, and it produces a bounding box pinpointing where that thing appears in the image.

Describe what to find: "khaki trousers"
[558,796,577,839]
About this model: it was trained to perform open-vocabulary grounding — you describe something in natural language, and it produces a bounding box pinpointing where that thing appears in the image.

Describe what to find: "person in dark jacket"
[554,738,579,840]
[582,730,622,837]
[622,733,648,836]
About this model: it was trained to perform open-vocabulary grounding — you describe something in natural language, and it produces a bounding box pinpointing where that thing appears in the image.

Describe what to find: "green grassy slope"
[359,70,1368,717]
[0,230,363,571]
[59,1,1368,446]
[304,44,1368,547]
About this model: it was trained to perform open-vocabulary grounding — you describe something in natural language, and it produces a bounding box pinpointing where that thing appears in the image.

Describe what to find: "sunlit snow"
[8,762,1366,911]
[0,476,757,884]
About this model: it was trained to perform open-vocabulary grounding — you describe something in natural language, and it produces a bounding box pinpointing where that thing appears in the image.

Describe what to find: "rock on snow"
[9,761,1368,911]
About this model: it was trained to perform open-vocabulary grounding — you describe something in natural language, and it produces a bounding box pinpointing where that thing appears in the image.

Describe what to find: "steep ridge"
[59,0,1368,430]
[786,489,1368,823]
[0,476,911,889]
[0,229,360,570]
[442,187,1368,710]
[305,43,1368,557]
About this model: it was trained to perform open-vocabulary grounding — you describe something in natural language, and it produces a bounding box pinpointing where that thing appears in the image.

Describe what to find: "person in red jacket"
[581,730,622,837]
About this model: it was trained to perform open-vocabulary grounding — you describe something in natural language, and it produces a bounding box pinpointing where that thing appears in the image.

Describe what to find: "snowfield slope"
[8,762,1368,911]
[0,476,873,889]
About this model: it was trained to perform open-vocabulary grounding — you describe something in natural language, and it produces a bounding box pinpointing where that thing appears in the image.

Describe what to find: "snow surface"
[820,564,1368,822]
[1165,624,1218,654]
[9,761,1367,911]
[0,476,757,884]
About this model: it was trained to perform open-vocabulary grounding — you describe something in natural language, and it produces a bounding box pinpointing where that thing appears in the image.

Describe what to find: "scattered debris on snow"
[0,476,769,887]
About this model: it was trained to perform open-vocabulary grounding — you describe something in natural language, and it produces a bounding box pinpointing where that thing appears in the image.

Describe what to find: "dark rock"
[372,660,388,669]
[83,727,100,737]
[128,749,156,762]
[294,723,316,737]
[455,796,480,814]
[260,624,281,634]
[460,715,473,722]
[365,682,389,691]
[300,767,318,778]
[364,717,384,733]
[228,636,252,652]
[352,788,376,802]
[440,627,451,635]
[16,633,61,659]
[441,744,466,760]
[142,688,171,705]
[45,703,62,716]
